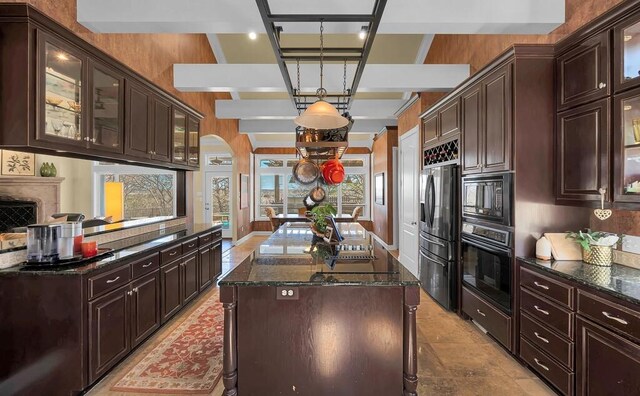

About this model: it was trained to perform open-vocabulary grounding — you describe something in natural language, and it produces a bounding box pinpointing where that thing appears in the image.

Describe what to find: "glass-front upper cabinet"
[615,88,640,202]
[39,34,86,145]
[90,62,123,153]
[615,12,640,92]
[187,116,200,166]
[173,109,187,163]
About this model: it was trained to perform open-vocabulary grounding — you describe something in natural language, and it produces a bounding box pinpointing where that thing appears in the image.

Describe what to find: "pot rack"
[255,0,387,160]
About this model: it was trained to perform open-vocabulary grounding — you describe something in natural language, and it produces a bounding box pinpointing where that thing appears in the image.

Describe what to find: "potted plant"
[565,229,620,266]
[309,203,337,237]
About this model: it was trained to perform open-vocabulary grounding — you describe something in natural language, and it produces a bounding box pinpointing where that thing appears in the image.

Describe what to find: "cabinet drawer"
[198,232,213,246]
[212,229,222,240]
[521,288,574,340]
[520,337,574,396]
[520,266,574,309]
[161,244,182,264]
[182,237,198,254]
[462,287,512,349]
[131,253,159,279]
[520,312,574,370]
[578,290,640,343]
[88,265,131,300]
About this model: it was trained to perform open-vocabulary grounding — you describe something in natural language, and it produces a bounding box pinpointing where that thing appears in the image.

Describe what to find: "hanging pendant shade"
[294,100,349,130]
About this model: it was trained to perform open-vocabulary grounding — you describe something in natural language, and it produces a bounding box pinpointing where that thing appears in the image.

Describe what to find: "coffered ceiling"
[77,0,566,148]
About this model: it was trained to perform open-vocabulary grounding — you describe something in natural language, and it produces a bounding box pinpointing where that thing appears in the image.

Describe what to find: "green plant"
[565,229,620,251]
[309,203,337,233]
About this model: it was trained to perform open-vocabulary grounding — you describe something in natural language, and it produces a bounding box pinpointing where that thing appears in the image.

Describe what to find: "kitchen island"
[218,222,420,396]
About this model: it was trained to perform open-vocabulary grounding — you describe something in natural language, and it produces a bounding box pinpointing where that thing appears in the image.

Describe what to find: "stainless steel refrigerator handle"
[419,250,446,267]
[424,174,433,228]
[429,174,436,226]
[419,234,445,247]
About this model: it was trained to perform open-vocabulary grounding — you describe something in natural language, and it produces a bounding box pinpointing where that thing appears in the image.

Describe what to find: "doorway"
[205,171,233,238]
[398,126,420,278]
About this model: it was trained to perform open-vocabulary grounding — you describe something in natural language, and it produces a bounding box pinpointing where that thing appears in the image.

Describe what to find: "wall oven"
[461,222,512,313]
[461,172,512,226]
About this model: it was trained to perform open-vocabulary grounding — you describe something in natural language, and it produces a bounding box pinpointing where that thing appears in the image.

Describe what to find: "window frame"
[254,154,370,221]
[92,162,178,218]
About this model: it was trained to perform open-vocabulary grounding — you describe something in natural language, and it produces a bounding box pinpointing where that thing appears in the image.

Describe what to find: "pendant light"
[294,21,349,130]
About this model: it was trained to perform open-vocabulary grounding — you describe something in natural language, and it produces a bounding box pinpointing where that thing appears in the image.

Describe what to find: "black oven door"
[461,236,512,313]
[461,173,512,226]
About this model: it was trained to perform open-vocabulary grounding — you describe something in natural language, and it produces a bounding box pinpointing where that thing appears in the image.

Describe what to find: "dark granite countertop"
[518,257,640,305]
[0,222,222,276]
[219,223,419,287]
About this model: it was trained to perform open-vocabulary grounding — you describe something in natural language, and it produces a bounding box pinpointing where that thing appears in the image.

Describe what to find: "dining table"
[273,213,354,227]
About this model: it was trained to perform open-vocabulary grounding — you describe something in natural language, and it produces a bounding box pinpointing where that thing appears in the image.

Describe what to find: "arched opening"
[194,134,237,244]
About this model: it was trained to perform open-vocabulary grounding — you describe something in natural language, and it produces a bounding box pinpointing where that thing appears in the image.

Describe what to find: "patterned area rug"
[112,289,223,394]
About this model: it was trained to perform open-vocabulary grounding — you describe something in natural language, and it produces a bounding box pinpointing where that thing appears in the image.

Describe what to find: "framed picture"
[240,173,249,209]
[1,150,35,176]
[374,172,385,205]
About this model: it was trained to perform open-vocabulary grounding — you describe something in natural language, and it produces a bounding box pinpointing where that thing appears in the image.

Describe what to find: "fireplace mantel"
[0,176,65,223]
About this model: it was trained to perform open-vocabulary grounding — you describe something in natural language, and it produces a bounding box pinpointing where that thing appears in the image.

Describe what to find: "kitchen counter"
[0,223,222,276]
[518,257,640,305]
[218,222,420,396]
[219,222,419,286]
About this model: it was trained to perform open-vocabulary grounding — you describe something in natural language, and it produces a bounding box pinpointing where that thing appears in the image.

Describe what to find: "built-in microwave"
[461,172,512,226]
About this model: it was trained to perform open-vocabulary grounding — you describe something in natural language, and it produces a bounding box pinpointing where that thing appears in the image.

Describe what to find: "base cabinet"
[161,260,183,323]
[198,245,212,290]
[213,241,222,280]
[576,317,640,395]
[89,285,130,383]
[130,270,161,348]
[182,252,199,304]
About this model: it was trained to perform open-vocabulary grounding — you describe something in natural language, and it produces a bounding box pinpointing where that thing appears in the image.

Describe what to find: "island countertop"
[219,222,419,286]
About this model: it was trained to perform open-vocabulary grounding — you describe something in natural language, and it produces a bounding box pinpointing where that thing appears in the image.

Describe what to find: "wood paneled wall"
[372,127,398,245]
[7,0,253,240]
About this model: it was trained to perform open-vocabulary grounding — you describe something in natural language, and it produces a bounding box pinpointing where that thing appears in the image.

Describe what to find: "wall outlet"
[159,223,165,235]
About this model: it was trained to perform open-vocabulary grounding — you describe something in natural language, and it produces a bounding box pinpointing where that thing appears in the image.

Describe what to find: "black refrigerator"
[419,163,458,310]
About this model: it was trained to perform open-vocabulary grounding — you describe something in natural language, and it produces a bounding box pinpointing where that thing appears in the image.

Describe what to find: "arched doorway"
[197,135,235,240]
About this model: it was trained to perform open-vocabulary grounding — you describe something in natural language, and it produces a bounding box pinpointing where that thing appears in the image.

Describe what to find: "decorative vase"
[536,236,552,261]
[584,264,612,286]
[582,246,613,267]
[40,162,51,177]
[50,163,57,177]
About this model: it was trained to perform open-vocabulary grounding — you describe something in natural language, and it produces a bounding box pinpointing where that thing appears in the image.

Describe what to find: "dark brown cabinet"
[182,252,199,304]
[421,98,460,149]
[556,99,611,202]
[89,285,130,382]
[130,270,161,348]
[125,81,153,159]
[422,112,439,146]
[89,60,124,154]
[461,84,483,174]
[213,240,223,280]
[188,116,200,167]
[576,317,640,395]
[172,108,187,164]
[557,31,610,110]
[614,87,640,203]
[151,97,172,162]
[198,245,212,290]
[614,10,640,93]
[161,259,182,323]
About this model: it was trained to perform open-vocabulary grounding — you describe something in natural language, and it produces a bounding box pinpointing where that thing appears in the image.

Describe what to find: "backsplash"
[591,209,640,269]
[0,217,186,269]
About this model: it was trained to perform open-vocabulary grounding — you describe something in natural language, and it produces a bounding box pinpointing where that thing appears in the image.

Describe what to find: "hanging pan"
[309,185,326,203]
[292,159,320,185]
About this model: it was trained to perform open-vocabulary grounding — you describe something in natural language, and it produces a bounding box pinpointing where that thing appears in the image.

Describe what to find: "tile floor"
[88,236,554,396]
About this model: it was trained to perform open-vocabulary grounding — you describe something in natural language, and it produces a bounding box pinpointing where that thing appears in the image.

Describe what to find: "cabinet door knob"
[127,290,133,296]
[133,287,138,293]
[598,82,607,89]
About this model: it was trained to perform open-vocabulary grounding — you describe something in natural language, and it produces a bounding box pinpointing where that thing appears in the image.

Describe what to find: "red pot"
[321,159,345,185]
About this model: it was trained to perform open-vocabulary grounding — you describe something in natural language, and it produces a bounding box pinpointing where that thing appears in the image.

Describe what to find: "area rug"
[112,289,224,394]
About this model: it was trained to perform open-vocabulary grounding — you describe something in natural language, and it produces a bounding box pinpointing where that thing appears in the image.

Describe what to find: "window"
[93,163,177,219]
[255,155,369,220]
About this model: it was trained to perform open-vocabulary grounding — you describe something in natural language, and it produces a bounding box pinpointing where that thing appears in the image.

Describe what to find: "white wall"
[36,154,94,217]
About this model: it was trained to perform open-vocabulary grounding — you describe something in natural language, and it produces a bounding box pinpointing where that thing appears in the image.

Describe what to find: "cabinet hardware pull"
[188,243,195,248]
[127,290,133,296]
[476,309,486,317]
[142,262,153,268]
[598,82,607,89]
[534,358,550,371]
[106,276,120,284]
[602,311,628,325]
[169,251,177,256]
[533,305,549,315]
[534,332,550,343]
[133,288,138,293]
[533,281,549,290]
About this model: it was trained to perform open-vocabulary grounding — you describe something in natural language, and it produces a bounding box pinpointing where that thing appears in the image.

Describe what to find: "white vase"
[536,236,552,261]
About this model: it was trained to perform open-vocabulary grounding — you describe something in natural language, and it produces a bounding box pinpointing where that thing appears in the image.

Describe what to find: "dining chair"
[265,207,279,232]
[351,206,363,222]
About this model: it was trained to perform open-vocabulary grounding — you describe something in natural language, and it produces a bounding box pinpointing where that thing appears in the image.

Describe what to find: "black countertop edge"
[0,222,222,276]
[518,257,640,306]
[0,216,186,255]
[217,280,420,287]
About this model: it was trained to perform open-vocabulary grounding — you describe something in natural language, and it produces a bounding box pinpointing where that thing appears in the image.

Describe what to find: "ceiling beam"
[239,119,395,134]
[216,99,406,120]
[174,64,470,92]
[77,0,564,34]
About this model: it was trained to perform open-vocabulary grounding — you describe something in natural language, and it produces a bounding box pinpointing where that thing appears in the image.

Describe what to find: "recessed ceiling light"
[624,35,633,42]
[248,31,257,40]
